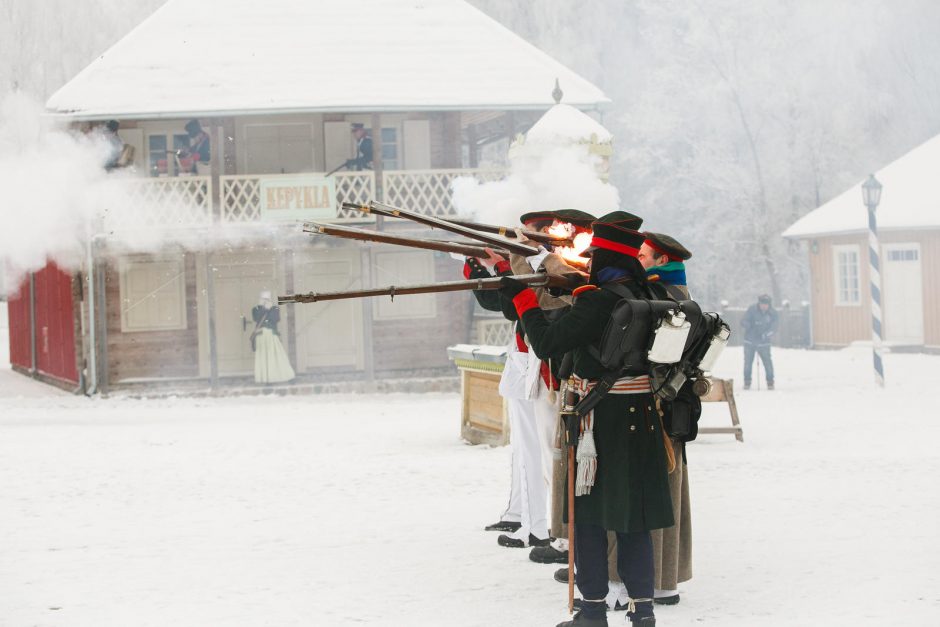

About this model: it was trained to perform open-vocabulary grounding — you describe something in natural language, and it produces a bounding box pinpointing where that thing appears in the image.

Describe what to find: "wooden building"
[6,0,609,392]
[783,134,940,349]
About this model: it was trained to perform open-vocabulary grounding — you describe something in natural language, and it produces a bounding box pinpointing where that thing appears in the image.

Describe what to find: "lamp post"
[862,174,884,387]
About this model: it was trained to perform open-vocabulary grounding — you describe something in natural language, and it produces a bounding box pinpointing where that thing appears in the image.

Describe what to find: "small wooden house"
[783,134,940,349]
[5,0,609,392]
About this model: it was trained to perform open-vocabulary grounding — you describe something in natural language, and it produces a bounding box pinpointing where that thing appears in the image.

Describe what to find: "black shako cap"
[519,209,596,228]
[594,210,643,230]
[643,231,692,260]
[580,221,646,258]
[550,209,596,228]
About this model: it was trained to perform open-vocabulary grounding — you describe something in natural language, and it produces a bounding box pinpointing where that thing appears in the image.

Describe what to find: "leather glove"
[499,275,528,298]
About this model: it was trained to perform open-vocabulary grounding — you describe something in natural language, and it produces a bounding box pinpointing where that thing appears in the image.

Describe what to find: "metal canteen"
[647,310,691,364]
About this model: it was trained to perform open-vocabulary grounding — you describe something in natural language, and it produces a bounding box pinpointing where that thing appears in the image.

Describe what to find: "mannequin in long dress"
[251,291,295,384]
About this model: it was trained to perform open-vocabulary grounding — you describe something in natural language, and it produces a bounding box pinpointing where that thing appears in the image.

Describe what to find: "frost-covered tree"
[0,0,164,99]
[471,0,940,306]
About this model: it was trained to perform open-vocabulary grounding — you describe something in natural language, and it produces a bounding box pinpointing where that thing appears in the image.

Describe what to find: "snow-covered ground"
[1,333,939,625]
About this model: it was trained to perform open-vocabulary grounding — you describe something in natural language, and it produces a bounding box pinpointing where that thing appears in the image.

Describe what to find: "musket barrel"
[279,272,577,305]
[446,218,574,247]
[303,222,506,258]
[342,201,540,257]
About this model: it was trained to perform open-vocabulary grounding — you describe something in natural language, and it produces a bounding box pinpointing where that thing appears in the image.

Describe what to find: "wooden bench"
[698,377,744,442]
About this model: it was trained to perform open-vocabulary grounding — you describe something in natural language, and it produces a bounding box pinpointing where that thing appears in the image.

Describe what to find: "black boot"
[554,567,570,584]
[630,617,655,625]
[556,601,608,626]
[530,544,568,564]
[498,533,550,548]
[573,598,611,611]
[484,519,521,532]
[653,594,679,605]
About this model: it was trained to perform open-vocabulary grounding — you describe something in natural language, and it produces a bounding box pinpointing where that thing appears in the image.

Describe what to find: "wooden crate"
[448,345,509,446]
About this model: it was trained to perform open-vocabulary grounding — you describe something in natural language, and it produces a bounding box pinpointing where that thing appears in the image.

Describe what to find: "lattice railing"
[114,169,508,229]
[219,172,376,223]
[109,176,213,230]
[383,169,506,217]
[474,317,514,347]
[335,171,375,217]
[219,175,260,222]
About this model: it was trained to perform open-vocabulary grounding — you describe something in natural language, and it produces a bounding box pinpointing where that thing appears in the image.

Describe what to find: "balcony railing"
[383,169,506,218]
[111,168,506,231]
[474,317,514,347]
[106,176,213,231]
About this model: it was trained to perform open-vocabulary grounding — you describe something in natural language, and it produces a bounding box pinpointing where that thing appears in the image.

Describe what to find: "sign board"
[260,175,337,221]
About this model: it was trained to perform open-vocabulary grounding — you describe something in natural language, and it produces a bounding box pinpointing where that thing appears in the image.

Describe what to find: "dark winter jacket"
[741,303,778,345]
[251,305,280,334]
[511,278,674,532]
[349,136,373,170]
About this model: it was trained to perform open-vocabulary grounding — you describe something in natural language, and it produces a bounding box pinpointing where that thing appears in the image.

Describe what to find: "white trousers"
[500,385,557,541]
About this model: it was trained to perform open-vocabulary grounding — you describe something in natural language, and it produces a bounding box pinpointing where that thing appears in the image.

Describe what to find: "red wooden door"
[33,263,78,384]
[6,278,32,370]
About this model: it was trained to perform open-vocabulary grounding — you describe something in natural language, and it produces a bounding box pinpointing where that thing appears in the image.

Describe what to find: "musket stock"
[342,201,540,257]
[303,222,509,258]
[280,272,581,305]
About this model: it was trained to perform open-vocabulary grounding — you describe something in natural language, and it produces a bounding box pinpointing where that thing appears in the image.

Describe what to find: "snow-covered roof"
[784,133,940,239]
[46,0,610,120]
[524,104,613,145]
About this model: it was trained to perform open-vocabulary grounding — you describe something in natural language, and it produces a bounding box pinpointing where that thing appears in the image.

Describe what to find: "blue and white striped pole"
[862,174,884,387]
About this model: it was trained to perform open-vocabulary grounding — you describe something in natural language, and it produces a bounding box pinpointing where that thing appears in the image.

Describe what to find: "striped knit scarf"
[647,261,686,286]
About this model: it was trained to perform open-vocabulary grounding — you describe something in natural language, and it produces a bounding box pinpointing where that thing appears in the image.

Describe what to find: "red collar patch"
[572,284,599,297]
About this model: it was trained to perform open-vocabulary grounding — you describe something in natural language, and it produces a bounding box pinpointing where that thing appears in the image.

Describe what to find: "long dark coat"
[516,279,674,533]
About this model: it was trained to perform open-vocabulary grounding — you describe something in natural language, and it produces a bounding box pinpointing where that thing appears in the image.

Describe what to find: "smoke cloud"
[0,92,116,287]
[0,93,285,296]
[451,146,619,225]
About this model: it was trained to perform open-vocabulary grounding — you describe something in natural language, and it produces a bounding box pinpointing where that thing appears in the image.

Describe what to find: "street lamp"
[861,174,884,387]
[862,174,883,211]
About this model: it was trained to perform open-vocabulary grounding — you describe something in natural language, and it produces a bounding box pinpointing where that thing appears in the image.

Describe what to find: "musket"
[280,272,582,305]
[303,222,509,259]
[562,377,580,614]
[342,201,540,257]
[325,161,348,177]
[446,218,574,248]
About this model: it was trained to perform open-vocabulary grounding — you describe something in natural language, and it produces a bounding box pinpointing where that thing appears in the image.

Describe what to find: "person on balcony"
[251,291,295,385]
[101,120,129,171]
[345,123,373,171]
[182,119,211,175]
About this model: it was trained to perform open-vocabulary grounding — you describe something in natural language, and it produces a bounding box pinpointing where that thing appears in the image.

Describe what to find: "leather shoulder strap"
[663,284,686,301]
[601,282,636,300]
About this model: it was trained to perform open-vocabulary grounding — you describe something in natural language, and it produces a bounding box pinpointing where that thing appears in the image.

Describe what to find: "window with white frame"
[886,248,919,262]
[147,132,191,177]
[119,255,188,332]
[381,127,399,170]
[833,245,861,306]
